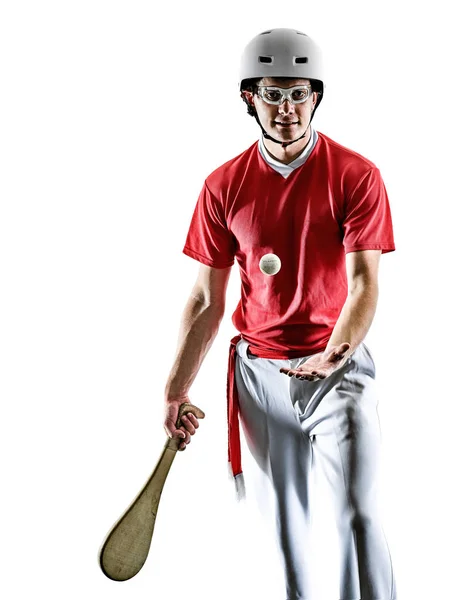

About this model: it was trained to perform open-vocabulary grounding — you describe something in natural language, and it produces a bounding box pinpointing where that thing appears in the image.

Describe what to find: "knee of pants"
[337,501,379,534]
[353,509,377,532]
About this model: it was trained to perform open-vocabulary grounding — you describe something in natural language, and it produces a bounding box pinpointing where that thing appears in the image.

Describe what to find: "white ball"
[259,253,281,276]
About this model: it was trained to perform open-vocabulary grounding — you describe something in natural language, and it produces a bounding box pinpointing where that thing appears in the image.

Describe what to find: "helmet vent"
[261,30,272,35]
[296,31,306,36]
[295,57,308,64]
[259,56,273,64]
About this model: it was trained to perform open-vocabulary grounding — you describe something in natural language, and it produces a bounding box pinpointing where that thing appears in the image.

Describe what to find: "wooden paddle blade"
[98,402,205,581]
[98,441,177,581]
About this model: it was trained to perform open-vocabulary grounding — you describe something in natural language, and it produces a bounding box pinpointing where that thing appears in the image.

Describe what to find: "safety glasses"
[257,84,312,105]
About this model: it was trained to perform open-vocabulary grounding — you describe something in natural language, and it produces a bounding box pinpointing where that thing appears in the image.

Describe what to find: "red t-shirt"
[183,132,395,356]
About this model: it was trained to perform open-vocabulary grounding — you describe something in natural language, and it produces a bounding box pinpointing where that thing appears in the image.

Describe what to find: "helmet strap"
[255,109,316,148]
[240,92,320,149]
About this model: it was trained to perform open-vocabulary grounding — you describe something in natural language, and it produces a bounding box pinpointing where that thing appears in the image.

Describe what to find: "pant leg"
[234,337,316,600]
[295,343,396,600]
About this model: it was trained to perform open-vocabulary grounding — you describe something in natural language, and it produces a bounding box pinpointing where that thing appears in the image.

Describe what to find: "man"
[163,28,396,600]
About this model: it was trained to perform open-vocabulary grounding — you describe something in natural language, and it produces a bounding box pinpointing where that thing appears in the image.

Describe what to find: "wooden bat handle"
[98,402,205,581]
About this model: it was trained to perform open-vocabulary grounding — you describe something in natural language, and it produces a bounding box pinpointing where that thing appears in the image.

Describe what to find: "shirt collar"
[258,127,318,178]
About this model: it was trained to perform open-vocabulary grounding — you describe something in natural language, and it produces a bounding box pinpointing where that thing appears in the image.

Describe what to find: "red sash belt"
[227,334,307,493]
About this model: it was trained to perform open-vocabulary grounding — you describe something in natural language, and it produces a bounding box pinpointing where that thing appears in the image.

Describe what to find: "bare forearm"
[325,283,379,358]
[164,296,224,399]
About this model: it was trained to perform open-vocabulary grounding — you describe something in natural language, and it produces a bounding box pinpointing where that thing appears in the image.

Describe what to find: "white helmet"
[239,28,324,93]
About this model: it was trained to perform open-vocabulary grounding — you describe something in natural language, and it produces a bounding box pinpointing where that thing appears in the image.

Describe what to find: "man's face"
[242,77,318,143]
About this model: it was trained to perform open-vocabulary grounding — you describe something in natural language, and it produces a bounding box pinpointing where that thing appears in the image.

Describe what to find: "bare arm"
[163,264,232,449]
[280,249,381,380]
[324,249,381,358]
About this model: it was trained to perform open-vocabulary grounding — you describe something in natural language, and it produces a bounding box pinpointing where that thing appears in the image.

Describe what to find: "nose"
[278,99,295,115]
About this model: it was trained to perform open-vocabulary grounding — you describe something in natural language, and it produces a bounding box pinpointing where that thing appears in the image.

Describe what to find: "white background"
[1,1,447,598]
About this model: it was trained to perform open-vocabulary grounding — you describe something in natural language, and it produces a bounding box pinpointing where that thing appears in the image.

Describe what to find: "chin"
[280,126,306,139]
[273,129,297,140]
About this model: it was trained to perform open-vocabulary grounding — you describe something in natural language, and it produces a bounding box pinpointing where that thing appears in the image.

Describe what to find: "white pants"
[234,337,396,600]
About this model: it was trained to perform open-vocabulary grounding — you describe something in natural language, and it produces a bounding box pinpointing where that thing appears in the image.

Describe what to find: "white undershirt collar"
[258,127,318,178]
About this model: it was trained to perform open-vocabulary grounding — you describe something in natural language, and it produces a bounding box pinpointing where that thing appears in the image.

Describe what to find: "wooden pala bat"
[98,402,205,581]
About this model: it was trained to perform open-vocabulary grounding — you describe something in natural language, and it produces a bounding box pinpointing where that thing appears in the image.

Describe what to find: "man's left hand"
[279,342,351,382]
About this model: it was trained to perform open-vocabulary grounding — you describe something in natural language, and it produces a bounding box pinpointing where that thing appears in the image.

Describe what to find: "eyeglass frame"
[256,84,313,106]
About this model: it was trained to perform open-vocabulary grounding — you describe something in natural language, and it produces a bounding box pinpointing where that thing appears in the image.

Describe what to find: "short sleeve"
[182,180,236,268]
[343,167,395,254]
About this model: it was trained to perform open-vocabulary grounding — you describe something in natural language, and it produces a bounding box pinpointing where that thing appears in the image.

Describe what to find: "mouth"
[274,121,299,128]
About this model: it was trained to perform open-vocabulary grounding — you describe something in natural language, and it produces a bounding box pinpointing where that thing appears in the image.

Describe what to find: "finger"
[187,412,200,428]
[292,371,319,380]
[302,372,319,380]
[279,368,294,377]
[307,371,327,380]
[164,422,186,439]
[310,372,326,380]
[164,418,176,437]
[180,425,191,445]
[181,414,196,435]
